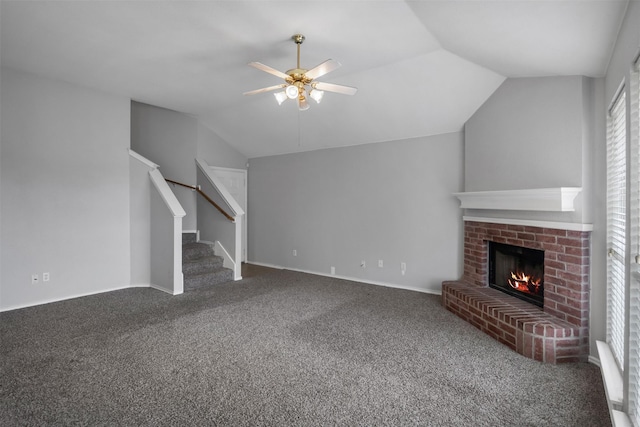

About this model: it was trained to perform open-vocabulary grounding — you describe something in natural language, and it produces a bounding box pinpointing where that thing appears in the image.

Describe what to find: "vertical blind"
[607,88,627,371]
[629,61,640,426]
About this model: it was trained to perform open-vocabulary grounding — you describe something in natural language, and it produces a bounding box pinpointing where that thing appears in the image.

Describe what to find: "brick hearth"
[442,219,591,363]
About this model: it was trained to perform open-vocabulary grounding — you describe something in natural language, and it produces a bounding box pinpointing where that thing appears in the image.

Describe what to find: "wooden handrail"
[165,179,235,223]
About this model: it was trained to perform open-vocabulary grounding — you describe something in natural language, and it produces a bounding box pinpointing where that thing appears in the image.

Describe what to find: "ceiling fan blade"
[243,84,287,96]
[248,62,290,80]
[313,82,358,96]
[305,59,341,80]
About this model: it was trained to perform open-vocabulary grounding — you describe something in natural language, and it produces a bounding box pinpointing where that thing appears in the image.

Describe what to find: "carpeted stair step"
[183,268,234,291]
[182,242,233,291]
[183,242,215,261]
[183,255,224,276]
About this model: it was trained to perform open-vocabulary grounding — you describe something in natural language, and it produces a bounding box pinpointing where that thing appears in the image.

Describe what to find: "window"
[628,59,640,427]
[607,87,627,370]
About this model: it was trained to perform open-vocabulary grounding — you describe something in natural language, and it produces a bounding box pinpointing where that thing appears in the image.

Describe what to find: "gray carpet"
[1,268,610,426]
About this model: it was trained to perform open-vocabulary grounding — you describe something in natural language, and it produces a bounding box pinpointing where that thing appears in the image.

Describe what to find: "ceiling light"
[285,85,299,99]
[245,34,357,111]
[309,89,324,104]
[298,96,310,111]
[274,91,287,105]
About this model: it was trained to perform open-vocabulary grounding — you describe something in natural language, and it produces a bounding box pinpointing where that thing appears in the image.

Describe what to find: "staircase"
[182,234,233,291]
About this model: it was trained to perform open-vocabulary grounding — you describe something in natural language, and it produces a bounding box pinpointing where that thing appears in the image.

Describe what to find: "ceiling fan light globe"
[285,85,299,99]
[274,91,287,105]
[298,97,310,111]
[309,89,324,104]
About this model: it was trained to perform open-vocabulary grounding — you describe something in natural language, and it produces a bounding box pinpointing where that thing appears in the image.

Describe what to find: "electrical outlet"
[360,260,366,268]
[293,249,297,256]
[378,260,383,268]
[43,272,50,282]
[331,266,336,275]
[401,262,407,276]
[31,274,39,284]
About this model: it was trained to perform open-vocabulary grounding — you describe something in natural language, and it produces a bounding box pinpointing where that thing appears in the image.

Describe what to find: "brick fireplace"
[442,218,591,363]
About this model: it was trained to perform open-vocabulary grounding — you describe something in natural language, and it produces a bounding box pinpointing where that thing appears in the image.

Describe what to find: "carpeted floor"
[1,268,611,426]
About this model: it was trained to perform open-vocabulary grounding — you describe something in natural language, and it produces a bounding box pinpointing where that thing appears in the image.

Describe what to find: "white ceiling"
[0,0,629,158]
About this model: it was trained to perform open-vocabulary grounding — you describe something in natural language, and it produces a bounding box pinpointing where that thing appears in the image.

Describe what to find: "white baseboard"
[245,261,441,296]
[149,283,182,296]
[246,261,284,270]
[1,283,134,313]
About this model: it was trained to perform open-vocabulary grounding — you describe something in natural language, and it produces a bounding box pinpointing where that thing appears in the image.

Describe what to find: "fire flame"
[508,271,542,295]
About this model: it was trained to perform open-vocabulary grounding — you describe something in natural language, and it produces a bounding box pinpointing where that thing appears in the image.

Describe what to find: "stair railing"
[165,179,235,223]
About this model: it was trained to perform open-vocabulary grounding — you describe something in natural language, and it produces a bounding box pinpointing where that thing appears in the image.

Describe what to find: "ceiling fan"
[243,34,357,111]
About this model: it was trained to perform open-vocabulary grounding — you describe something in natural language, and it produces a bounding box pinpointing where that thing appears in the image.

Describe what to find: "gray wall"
[197,122,248,170]
[0,68,131,311]
[464,75,597,224]
[465,76,585,192]
[130,102,198,230]
[248,133,464,293]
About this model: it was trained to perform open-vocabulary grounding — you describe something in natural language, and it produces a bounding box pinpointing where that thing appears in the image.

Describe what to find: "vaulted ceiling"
[1,1,629,158]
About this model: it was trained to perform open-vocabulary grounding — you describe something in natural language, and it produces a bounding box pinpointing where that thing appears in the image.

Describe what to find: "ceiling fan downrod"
[292,34,305,70]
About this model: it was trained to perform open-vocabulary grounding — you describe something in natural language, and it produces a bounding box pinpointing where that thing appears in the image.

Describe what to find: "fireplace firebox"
[488,241,544,307]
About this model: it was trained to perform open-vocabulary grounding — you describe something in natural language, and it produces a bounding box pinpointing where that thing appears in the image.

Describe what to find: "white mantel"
[453,187,582,212]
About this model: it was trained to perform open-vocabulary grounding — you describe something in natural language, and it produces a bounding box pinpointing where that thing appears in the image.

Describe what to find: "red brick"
[556,337,580,347]
[557,254,583,265]
[500,230,518,239]
[544,268,559,280]
[562,280,587,292]
[543,228,568,237]
[524,334,534,357]
[545,260,565,270]
[524,226,544,234]
[556,302,583,317]
[543,306,565,318]
[536,234,557,244]
[518,232,536,242]
[487,323,503,337]
[556,346,581,357]
[534,323,549,335]
[545,292,567,304]
[483,313,499,326]
[565,246,589,257]
[534,337,544,360]
[566,230,586,239]
[543,243,566,253]
[545,338,556,363]
[555,287,587,301]
[470,318,486,330]
[501,323,516,337]
[564,297,589,311]
[557,237,582,248]
[502,334,517,347]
